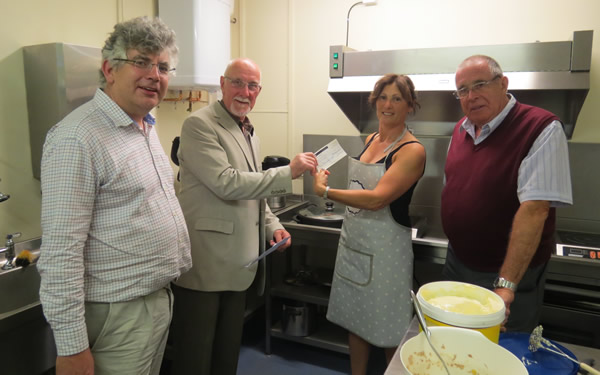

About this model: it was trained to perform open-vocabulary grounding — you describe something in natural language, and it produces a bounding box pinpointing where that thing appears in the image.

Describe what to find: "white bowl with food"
[400,326,527,375]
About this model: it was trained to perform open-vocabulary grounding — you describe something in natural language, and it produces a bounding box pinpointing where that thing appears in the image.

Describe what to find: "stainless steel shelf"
[271,283,330,306]
[271,317,349,355]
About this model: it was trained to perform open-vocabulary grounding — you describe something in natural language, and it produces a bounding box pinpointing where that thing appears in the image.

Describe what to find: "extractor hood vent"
[328,30,592,138]
[23,43,101,180]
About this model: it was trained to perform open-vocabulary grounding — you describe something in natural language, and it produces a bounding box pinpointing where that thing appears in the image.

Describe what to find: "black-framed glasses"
[224,76,262,92]
[453,75,501,99]
[113,58,175,76]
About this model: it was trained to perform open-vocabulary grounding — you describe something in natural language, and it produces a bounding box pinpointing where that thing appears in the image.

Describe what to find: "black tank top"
[356,134,423,227]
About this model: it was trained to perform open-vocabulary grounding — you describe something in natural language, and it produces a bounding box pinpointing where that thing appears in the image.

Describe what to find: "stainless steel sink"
[0,237,42,319]
[0,237,55,375]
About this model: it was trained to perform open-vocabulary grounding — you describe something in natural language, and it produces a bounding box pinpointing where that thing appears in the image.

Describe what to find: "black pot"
[263,156,291,208]
[262,155,290,170]
[294,202,344,228]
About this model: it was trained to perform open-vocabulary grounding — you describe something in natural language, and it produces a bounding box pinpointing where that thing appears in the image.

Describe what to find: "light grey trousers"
[85,287,173,375]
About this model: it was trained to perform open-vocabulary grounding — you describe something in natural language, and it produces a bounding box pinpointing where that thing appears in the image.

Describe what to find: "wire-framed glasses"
[224,76,262,92]
[453,75,501,99]
[113,58,175,76]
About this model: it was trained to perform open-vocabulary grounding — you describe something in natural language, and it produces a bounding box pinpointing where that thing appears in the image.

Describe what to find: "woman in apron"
[313,74,426,375]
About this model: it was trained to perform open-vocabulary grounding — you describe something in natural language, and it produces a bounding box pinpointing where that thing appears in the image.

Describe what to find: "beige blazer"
[175,101,292,294]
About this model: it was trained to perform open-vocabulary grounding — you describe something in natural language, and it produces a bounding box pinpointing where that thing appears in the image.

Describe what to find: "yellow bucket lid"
[417,281,505,329]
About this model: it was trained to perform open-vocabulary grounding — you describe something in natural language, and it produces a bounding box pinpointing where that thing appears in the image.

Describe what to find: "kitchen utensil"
[294,202,344,228]
[411,290,451,375]
[262,155,291,208]
[529,325,600,375]
[500,332,578,375]
[284,267,333,287]
[281,300,316,337]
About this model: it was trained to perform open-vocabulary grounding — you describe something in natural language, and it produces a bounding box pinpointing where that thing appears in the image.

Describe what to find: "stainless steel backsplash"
[304,134,600,237]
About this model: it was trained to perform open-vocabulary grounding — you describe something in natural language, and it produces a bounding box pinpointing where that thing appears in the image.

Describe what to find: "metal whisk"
[529,325,600,375]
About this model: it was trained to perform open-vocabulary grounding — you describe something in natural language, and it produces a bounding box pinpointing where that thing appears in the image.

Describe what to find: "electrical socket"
[362,0,377,5]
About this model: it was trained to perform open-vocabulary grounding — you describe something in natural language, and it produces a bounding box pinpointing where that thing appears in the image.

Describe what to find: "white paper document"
[244,237,290,268]
[315,139,347,171]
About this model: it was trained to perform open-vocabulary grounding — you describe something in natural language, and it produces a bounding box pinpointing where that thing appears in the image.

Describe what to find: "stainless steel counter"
[274,194,447,246]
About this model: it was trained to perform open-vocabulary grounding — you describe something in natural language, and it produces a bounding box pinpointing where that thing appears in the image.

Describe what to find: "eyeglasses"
[224,76,262,92]
[453,75,501,99]
[113,58,175,76]
[377,95,404,104]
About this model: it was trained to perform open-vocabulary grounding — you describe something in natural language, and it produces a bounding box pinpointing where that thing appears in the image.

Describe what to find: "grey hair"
[458,55,504,77]
[99,16,178,87]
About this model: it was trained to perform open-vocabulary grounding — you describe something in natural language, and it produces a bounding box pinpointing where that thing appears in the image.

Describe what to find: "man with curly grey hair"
[38,16,191,375]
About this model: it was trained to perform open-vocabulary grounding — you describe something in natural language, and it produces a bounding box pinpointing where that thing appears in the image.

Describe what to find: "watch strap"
[493,276,517,292]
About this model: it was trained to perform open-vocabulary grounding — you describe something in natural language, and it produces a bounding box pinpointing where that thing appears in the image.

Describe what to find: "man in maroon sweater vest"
[441,55,572,333]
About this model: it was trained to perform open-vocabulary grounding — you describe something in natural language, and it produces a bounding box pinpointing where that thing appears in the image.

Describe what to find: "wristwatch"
[493,276,517,292]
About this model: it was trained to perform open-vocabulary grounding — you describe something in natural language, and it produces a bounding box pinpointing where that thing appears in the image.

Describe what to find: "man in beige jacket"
[170,58,317,375]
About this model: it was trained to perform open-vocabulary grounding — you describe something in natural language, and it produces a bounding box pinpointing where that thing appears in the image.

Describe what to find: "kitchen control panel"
[555,231,600,261]
[556,244,600,260]
[329,45,345,78]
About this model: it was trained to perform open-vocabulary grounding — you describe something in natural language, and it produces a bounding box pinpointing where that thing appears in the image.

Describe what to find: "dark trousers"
[170,284,247,375]
[442,244,547,333]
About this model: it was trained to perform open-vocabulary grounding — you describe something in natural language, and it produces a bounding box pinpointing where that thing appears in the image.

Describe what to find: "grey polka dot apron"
[326,153,413,347]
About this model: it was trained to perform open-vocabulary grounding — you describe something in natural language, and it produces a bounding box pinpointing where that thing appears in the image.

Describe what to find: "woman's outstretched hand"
[313,169,330,197]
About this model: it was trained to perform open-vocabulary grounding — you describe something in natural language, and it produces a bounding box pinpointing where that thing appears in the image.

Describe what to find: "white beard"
[229,96,252,118]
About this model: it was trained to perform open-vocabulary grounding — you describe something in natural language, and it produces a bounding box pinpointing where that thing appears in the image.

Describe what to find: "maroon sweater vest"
[441,102,559,272]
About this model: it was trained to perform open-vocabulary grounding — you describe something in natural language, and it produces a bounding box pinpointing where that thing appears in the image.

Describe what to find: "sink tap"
[1,233,21,270]
[0,178,9,203]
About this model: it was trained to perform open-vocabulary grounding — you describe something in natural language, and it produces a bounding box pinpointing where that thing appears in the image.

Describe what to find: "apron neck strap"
[383,125,408,154]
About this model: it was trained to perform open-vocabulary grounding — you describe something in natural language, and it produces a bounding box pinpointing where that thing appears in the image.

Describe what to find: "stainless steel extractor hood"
[328,30,593,138]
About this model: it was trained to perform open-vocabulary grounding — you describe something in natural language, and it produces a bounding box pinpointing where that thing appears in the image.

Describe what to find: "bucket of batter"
[416,281,506,343]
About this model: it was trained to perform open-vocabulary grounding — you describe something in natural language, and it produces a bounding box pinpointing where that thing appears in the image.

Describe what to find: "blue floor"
[237,313,388,375]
